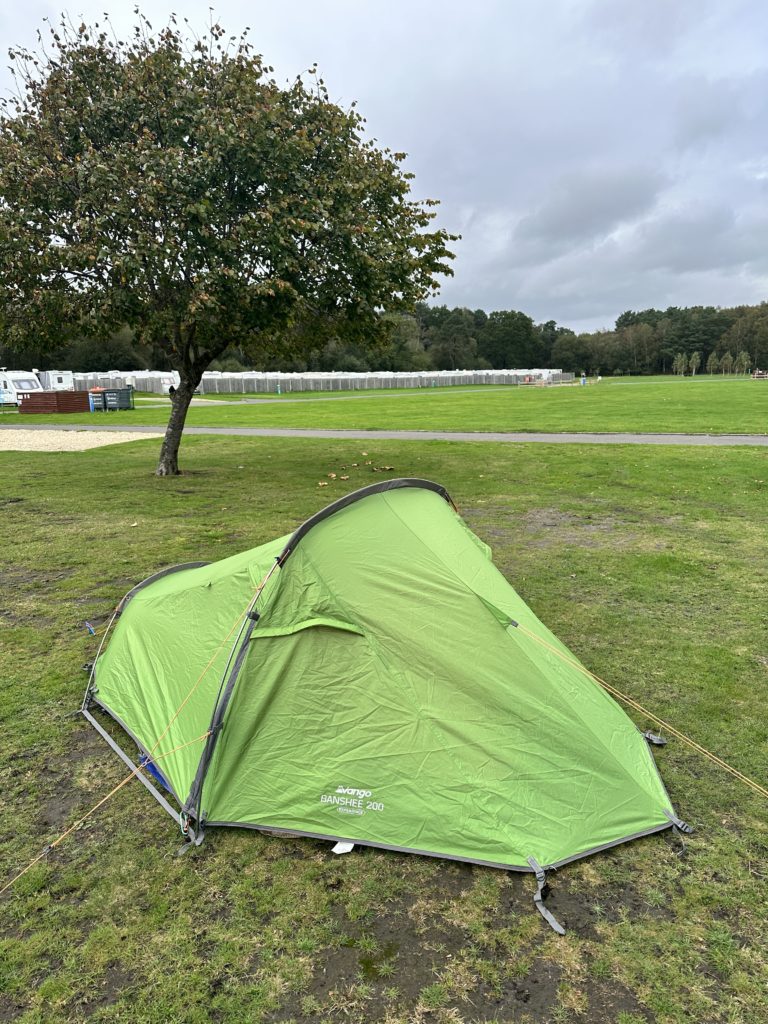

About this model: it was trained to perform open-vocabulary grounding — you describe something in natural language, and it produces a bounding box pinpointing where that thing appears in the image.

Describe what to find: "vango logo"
[336,785,372,798]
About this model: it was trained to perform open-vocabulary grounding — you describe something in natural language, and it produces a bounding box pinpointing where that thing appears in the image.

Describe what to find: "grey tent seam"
[527,856,566,935]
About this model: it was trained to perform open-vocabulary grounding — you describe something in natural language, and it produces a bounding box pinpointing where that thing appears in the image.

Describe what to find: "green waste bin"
[103,387,135,411]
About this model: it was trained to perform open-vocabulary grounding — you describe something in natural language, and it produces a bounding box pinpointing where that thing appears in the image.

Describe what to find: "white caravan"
[35,369,75,391]
[0,369,44,405]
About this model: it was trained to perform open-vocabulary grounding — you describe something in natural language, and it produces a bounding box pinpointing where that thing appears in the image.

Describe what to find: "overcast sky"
[2,1,768,330]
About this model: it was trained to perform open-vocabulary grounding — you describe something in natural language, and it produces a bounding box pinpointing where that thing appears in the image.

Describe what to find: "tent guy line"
[0,729,212,898]
[513,622,768,801]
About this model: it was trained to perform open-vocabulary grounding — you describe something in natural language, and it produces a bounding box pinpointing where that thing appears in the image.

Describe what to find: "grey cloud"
[631,204,768,274]
[672,77,743,149]
[513,168,666,250]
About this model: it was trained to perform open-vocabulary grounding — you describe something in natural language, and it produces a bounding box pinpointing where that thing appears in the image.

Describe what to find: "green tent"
[84,479,686,930]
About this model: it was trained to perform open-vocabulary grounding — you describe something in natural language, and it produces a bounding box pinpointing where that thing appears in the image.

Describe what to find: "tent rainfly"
[83,479,690,933]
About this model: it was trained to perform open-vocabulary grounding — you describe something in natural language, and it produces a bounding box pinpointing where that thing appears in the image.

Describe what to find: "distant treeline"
[5,301,768,375]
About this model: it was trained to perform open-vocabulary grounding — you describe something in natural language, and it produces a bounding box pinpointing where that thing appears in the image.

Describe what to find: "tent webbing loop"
[515,623,768,802]
[527,857,566,935]
[0,730,211,898]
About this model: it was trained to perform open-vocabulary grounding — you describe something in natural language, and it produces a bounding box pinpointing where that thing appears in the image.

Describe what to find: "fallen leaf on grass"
[340,475,349,480]
[318,481,329,487]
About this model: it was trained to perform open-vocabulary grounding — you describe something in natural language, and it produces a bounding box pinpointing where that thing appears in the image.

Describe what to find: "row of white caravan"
[0,368,78,404]
[1,367,572,403]
[72,368,571,395]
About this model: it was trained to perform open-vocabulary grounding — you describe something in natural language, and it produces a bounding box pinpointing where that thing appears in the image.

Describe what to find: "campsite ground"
[1,400,767,1022]
[3,374,767,435]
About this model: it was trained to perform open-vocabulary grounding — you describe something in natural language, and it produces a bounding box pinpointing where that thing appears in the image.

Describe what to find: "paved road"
[3,422,768,446]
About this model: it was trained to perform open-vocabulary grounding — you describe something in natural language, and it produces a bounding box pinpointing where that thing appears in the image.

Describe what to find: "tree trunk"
[155,374,199,476]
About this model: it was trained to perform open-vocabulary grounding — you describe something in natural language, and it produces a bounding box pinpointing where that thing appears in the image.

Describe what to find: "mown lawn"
[1,436,767,1023]
[10,377,767,435]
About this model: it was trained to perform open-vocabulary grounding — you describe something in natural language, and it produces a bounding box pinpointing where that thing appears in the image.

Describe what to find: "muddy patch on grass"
[79,963,135,1017]
[0,566,77,625]
[458,958,563,1021]
[520,508,641,550]
[0,993,27,1023]
[465,505,652,552]
[37,794,82,830]
[0,565,76,588]
[267,894,468,1023]
[584,977,655,1022]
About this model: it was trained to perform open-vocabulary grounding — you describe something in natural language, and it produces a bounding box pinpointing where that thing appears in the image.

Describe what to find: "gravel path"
[3,423,768,447]
[0,428,163,451]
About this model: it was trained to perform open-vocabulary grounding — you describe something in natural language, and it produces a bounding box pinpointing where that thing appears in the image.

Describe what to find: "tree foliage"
[0,13,455,473]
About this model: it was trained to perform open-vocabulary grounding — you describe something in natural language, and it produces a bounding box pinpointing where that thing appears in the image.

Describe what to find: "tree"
[550,331,591,374]
[0,15,455,474]
[478,310,536,368]
[672,352,687,375]
[424,307,483,369]
[734,350,750,375]
[689,351,701,376]
[720,350,734,374]
[706,350,719,374]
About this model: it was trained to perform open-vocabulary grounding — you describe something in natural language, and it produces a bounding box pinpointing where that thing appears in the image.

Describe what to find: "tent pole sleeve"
[81,708,187,832]
[185,616,259,820]
[277,478,455,566]
[527,857,566,935]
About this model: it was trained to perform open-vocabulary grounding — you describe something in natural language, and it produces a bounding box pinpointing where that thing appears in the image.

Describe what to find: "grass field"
[7,377,766,435]
[1,431,767,1023]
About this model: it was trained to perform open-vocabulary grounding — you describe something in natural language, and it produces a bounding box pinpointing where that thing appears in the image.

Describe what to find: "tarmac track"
[3,422,768,447]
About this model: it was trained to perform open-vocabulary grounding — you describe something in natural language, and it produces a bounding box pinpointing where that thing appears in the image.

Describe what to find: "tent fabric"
[90,479,679,871]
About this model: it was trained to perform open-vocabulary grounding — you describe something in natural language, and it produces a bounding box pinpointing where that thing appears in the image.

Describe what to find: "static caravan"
[35,369,75,391]
[0,370,44,405]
